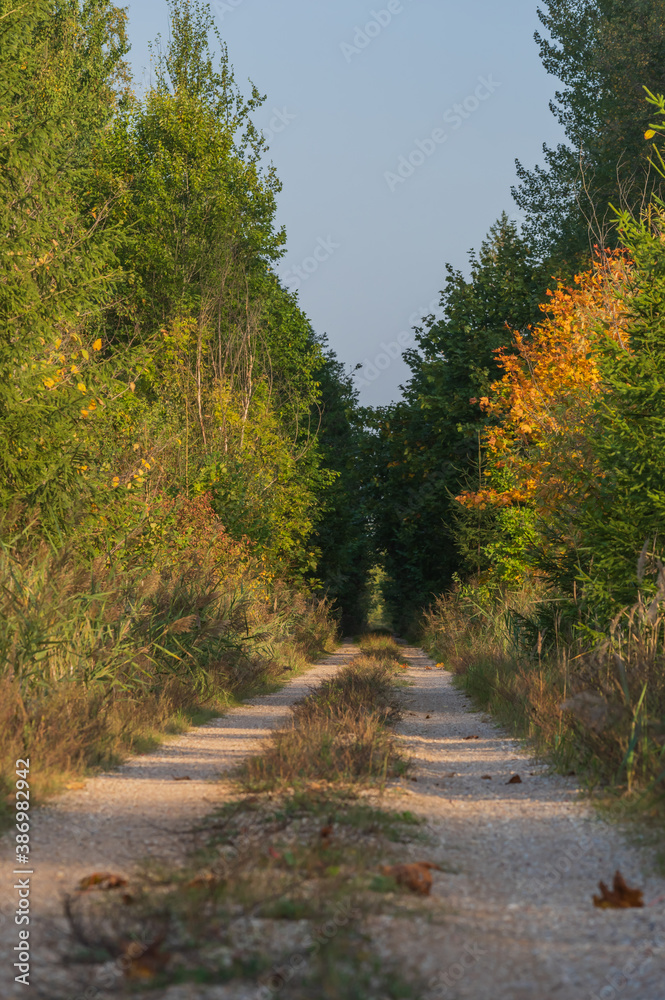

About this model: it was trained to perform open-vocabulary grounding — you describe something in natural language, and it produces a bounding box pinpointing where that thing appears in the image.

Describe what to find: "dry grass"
[357,633,403,660]
[0,537,337,827]
[420,581,665,812]
[241,648,410,791]
[61,790,428,997]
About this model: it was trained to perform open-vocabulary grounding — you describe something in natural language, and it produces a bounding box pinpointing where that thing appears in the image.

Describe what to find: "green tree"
[369,216,548,630]
[0,0,130,527]
[514,0,665,264]
[310,346,373,634]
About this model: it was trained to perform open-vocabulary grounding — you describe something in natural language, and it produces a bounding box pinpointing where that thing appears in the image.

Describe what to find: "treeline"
[369,0,665,798]
[0,0,369,803]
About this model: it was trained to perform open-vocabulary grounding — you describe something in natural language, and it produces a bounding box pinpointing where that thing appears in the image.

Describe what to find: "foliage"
[0,0,372,814]
[514,0,665,263]
[367,215,549,631]
[457,252,633,589]
[310,345,373,632]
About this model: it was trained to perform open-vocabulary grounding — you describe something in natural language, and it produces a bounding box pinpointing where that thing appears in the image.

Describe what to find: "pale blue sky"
[124,0,565,404]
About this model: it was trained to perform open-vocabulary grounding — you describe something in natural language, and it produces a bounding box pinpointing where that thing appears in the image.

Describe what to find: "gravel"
[1,641,663,1000]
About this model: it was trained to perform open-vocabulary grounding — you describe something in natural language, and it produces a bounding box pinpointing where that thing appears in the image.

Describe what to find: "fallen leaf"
[506,775,522,784]
[380,861,442,896]
[122,936,169,979]
[186,872,219,889]
[481,775,492,780]
[65,781,86,791]
[320,824,333,849]
[425,666,433,671]
[173,775,191,781]
[426,714,431,719]
[78,872,128,892]
[593,871,643,909]
[464,735,480,740]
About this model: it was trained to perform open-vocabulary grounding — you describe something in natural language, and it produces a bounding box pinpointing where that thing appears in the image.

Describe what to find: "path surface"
[1,642,664,1000]
[373,645,665,1000]
[0,642,360,1000]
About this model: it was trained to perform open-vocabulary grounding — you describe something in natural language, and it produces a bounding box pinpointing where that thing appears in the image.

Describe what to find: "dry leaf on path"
[506,774,522,784]
[464,735,480,740]
[122,936,169,979]
[593,871,643,909]
[77,872,128,892]
[380,861,442,896]
[173,775,191,781]
[481,775,492,780]
[186,872,220,889]
[65,781,86,790]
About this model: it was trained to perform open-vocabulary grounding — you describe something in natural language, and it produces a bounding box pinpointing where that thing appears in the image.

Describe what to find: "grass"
[240,649,410,791]
[0,532,337,831]
[420,579,665,828]
[58,640,438,996]
[62,790,431,998]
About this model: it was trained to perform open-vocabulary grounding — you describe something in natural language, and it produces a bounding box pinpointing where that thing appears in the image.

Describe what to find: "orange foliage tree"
[457,252,633,577]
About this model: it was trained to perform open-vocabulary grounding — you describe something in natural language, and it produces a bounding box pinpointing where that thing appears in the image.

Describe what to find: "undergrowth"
[420,579,665,828]
[59,637,437,998]
[0,510,337,828]
[240,647,410,790]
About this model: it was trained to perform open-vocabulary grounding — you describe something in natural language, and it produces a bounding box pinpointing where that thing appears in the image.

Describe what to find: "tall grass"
[0,522,336,819]
[241,648,409,790]
[421,579,665,802]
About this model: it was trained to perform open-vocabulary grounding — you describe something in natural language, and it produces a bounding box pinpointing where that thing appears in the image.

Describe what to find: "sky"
[124,0,566,406]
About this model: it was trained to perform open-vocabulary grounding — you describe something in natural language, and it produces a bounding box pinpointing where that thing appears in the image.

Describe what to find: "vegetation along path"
[2,643,664,1000]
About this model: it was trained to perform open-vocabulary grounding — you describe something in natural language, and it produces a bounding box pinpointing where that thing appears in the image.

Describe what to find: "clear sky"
[123,0,565,405]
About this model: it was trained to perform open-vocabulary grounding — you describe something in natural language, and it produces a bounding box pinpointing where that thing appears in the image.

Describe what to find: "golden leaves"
[77,872,128,891]
[380,861,442,895]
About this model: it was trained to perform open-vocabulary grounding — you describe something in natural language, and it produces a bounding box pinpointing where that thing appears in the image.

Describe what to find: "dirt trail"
[373,645,665,1000]
[0,642,360,1000]
[1,641,664,1000]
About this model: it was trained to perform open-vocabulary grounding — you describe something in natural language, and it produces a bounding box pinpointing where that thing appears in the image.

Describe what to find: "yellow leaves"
[645,129,656,140]
[42,377,55,389]
[77,383,86,393]
[461,252,633,519]
[80,410,89,418]
[54,338,62,349]
[81,349,89,361]
[70,365,79,374]
[112,476,120,487]
[93,339,102,351]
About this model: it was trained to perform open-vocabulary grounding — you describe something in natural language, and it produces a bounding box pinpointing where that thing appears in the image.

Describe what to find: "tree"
[0,0,130,526]
[369,216,548,630]
[514,0,665,264]
[310,346,373,633]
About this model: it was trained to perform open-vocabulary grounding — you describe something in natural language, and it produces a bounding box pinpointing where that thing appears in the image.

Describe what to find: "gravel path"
[0,642,360,1000]
[1,641,664,1000]
[372,645,665,1000]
